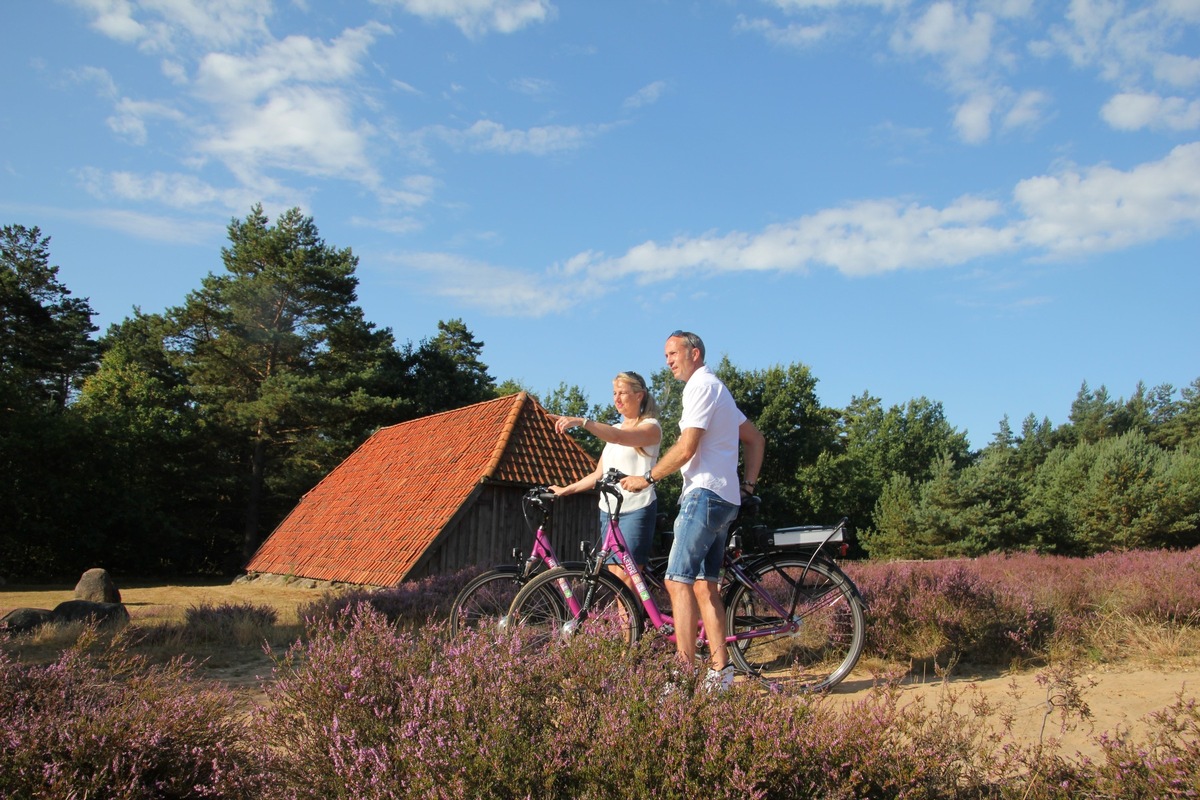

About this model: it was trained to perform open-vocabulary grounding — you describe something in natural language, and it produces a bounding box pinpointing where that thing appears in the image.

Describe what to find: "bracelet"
[741,481,756,489]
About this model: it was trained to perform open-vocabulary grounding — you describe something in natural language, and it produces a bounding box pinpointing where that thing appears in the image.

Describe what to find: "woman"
[549,371,661,593]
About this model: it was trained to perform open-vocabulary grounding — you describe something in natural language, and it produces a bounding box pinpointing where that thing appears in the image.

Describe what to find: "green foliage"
[866,428,1200,560]
[537,381,610,459]
[0,224,98,410]
[402,317,496,414]
[716,358,839,526]
[4,212,1200,577]
[165,206,423,558]
[1027,431,1200,554]
[0,225,103,578]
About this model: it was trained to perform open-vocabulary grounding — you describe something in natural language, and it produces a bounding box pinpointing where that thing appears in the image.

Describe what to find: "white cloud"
[623,81,668,111]
[1049,0,1200,91]
[68,0,147,43]
[385,251,583,316]
[201,85,378,183]
[68,65,120,99]
[81,206,223,244]
[892,2,995,83]
[1101,92,1200,131]
[954,92,996,144]
[1003,89,1050,132]
[1013,141,1200,255]
[75,166,264,211]
[733,15,832,48]
[185,24,391,192]
[415,143,1200,315]
[377,0,556,38]
[432,119,612,155]
[193,24,388,104]
[509,77,554,97]
[106,97,187,145]
[67,0,273,51]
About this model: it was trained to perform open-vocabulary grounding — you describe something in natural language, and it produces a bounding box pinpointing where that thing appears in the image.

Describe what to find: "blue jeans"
[665,489,738,584]
[602,500,656,567]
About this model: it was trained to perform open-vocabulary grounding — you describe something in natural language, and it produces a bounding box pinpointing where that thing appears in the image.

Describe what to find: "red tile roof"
[244,392,596,586]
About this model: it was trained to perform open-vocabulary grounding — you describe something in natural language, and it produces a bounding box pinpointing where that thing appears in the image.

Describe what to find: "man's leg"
[693,579,727,670]
[666,578,699,667]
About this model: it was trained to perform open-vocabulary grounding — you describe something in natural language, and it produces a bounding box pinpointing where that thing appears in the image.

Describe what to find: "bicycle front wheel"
[726,555,865,691]
[508,567,643,649]
[449,567,525,636]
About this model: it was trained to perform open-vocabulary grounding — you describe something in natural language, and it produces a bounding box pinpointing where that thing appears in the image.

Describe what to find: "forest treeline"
[3,209,1198,581]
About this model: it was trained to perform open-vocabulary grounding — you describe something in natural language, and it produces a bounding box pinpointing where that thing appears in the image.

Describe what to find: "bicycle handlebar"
[595,468,627,494]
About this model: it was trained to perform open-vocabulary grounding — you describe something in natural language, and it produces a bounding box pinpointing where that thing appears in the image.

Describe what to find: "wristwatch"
[643,470,656,485]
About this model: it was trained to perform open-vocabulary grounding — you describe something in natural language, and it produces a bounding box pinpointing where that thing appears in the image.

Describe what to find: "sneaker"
[703,664,735,693]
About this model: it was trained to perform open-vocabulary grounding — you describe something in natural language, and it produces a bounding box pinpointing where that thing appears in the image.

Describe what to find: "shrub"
[297,569,468,630]
[121,601,281,649]
[252,606,1017,799]
[0,635,273,798]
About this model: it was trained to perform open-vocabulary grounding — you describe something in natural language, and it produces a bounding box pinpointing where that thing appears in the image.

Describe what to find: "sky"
[3,0,1198,450]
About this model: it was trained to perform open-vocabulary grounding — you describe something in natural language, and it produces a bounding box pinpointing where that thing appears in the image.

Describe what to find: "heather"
[0,632,273,798]
[251,607,1200,799]
[847,548,1200,668]
[5,550,1200,798]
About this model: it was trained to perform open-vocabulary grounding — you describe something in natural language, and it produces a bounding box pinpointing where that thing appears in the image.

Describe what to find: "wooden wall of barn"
[406,484,602,580]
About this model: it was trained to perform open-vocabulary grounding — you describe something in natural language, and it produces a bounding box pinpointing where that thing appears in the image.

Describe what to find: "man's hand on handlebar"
[619,475,650,493]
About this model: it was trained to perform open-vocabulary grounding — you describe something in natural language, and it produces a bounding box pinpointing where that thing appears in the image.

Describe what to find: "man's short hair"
[668,330,705,361]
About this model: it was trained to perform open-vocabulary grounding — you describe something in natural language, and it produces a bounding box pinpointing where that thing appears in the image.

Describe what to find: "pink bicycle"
[448,486,583,635]
[507,469,867,691]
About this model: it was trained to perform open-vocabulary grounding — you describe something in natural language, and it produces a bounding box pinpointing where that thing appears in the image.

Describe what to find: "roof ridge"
[481,391,528,480]
[377,392,520,433]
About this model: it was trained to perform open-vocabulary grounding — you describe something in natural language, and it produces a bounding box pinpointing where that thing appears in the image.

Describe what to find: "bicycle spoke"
[726,556,864,691]
[509,567,642,650]
[449,569,525,636]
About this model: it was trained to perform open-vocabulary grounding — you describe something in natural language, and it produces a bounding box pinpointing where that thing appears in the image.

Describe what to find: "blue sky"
[3,0,1198,449]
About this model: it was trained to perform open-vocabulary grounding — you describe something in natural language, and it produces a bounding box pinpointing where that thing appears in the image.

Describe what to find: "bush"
[0,636,272,798]
[297,569,468,630]
[252,607,1008,799]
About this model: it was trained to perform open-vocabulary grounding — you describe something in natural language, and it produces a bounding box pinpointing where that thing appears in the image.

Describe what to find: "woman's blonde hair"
[615,370,659,422]
[614,371,659,458]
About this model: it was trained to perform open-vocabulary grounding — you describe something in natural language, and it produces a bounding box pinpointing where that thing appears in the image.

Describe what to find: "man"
[622,330,765,692]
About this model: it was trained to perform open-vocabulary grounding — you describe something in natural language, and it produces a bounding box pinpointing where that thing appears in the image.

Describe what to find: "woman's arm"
[550,415,661,448]
[550,463,604,497]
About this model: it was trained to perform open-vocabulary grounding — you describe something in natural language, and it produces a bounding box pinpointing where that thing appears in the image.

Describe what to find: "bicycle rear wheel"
[508,567,643,649]
[449,567,525,636]
[726,555,865,691]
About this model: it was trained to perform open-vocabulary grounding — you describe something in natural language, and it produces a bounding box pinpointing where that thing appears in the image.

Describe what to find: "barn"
[243,392,599,587]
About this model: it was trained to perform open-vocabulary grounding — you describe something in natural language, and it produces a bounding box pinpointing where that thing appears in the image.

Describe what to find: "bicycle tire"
[448,567,524,636]
[508,566,644,648]
[448,561,589,636]
[725,555,865,691]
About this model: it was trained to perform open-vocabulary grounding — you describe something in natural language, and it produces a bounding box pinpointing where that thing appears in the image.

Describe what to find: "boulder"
[74,568,121,603]
[0,607,55,635]
[52,600,130,629]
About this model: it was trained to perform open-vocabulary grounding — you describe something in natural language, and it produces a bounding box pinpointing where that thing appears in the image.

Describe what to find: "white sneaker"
[703,664,735,693]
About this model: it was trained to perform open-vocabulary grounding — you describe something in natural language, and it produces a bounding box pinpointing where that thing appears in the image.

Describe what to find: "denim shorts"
[602,500,656,567]
[665,488,739,584]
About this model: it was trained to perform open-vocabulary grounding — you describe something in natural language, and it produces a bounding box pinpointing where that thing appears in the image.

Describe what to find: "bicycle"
[449,482,675,637]
[506,469,867,691]
[448,485,584,635]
